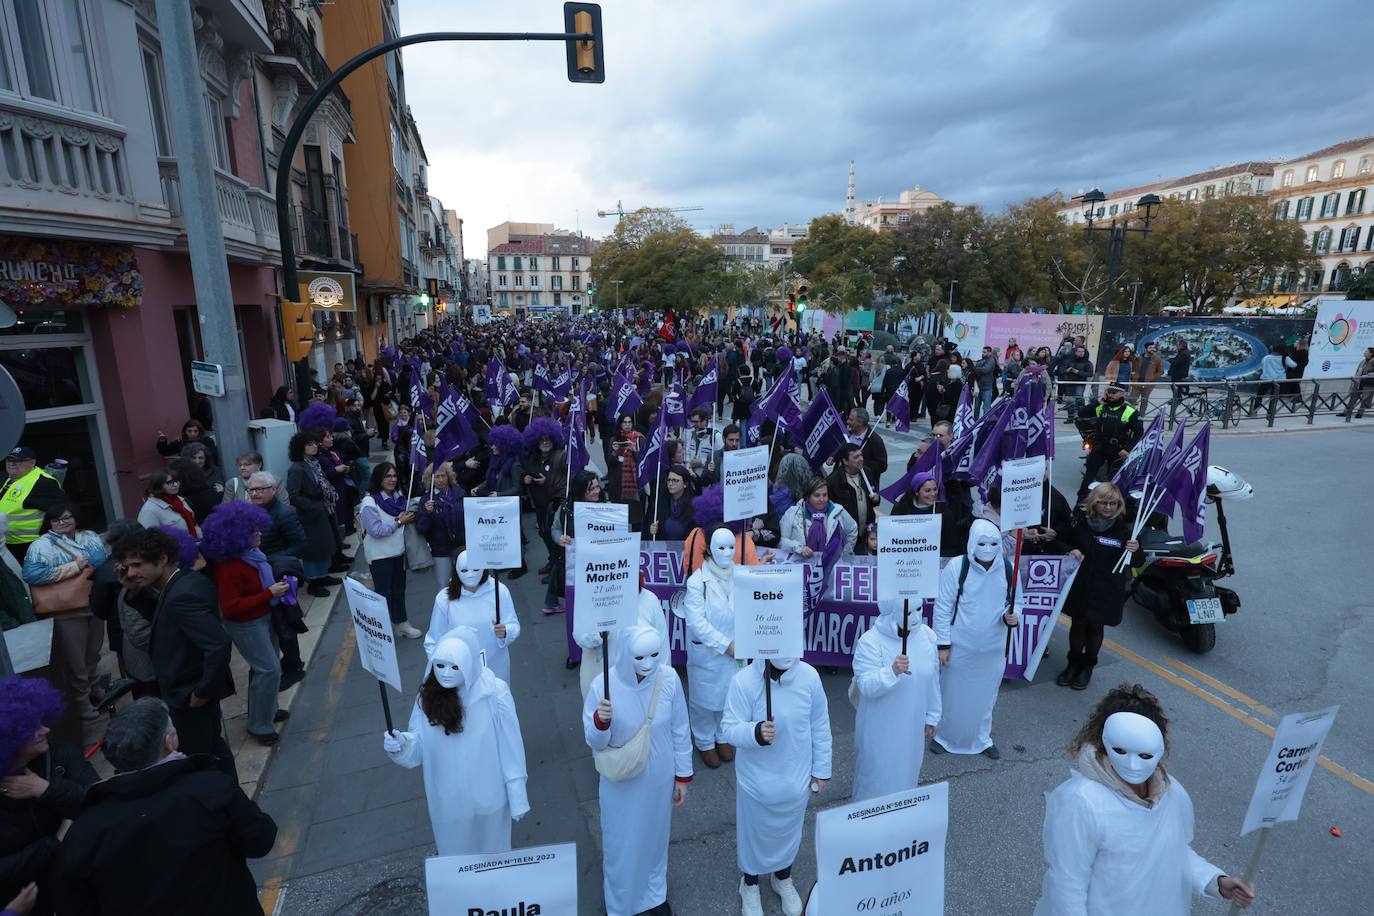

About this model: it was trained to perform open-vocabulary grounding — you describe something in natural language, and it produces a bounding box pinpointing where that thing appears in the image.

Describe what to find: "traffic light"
[796,283,809,313]
[427,278,439,301]
[786,290,797,313]
[564,3,604,83]
[281,300,314,362]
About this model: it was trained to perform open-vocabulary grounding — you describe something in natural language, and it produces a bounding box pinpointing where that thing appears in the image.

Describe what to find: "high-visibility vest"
[0,468,57,545]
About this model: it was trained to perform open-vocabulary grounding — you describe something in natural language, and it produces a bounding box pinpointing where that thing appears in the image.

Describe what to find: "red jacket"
[211,559,273,623]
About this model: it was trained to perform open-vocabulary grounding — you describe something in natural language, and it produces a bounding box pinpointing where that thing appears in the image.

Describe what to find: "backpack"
[949,555,1015,626]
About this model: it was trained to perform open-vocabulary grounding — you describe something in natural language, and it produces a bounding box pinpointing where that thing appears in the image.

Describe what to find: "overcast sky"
[400,0,1374,257]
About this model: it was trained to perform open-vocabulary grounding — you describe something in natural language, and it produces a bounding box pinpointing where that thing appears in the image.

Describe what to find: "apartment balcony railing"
[414,175,428,203]
[293,204,333,258]
[402,257,418,289]
[158,157,280,255]
[268,1,350,113]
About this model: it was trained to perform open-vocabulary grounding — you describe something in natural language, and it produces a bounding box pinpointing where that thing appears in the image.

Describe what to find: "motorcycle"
[1125,465,1250,653]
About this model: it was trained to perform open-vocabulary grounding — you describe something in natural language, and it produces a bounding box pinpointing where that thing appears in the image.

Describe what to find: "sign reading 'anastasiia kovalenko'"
[0,236,142,309]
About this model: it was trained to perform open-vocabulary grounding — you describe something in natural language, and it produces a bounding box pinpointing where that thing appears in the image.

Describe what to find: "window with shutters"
[551,256,561,269]
[514,274,522,286]
[528,257,538,270]
[513,257,522,271]
[1275,201,1290,220]
[1346,189,1365,215]
[1204,185,1216,199]
[497,275,506,287]
[1314,229,1331,253]
[1367,226,1374,251]
[1321,194,1339,218]
[1296,197,1314,220]
[497,256,506,269]
[1339,228,1357,252]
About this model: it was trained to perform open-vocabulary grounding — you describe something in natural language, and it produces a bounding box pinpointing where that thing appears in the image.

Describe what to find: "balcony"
[293,205,333,258]
[401,257,418,289]
[158,157,280,260]
[414,175,428,204]
[420,231,444,256]
[268,2,350,113]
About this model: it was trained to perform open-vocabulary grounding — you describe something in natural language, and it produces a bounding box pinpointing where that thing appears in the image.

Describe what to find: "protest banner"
[463,496,522,569]
[814,782,949,916]
[1240,706,1339,835]
[344,577,402,733]
[721,445,770,522]
[731,564,804,662]
[574,500,629,542]
[574,534,641,633]
[876,515,941,603]
[424,842,577,916]
[1000,455,1046,531]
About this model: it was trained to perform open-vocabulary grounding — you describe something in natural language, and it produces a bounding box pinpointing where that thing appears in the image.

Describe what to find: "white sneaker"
[739,878,763,916]
[771,875,802,916]
[395,622,422,639]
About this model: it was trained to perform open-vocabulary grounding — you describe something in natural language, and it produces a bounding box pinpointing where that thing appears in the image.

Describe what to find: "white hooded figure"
[931,518,1017,756]
[574,584,670,699]
[1036,704,1256,914]
[721,658,833,916]
[382,626,530,855]
[850,599,942,801]
[425,550,521,684]
[582,624,693,916]
[681,527,745,761]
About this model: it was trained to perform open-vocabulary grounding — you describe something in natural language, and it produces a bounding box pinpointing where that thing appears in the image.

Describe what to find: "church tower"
[845,160,857,225]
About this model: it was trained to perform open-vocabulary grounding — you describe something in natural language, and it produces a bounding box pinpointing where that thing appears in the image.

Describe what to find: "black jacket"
[1079,399,1144,452]
[856,428,888,480]
[53,755,277,916]
[259,499,307,559]
[1062,511,1140,626]
[825,467,873,535]
[150,569,234,710]
[1021,483,1075,556]
[0,744,98,913]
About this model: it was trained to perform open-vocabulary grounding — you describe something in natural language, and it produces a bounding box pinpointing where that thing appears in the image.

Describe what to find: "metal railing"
[270,2,352,114]
[1063,377,1372,429]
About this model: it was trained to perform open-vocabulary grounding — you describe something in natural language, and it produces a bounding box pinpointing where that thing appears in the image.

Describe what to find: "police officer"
[1076,384,1143,500]
[0,446,66,563]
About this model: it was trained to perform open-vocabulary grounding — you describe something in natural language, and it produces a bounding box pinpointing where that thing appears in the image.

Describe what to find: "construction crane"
[596,200,704,220]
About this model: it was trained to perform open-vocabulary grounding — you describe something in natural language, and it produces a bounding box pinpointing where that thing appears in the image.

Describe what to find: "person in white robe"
[582,624,692,916]
[850,599,941,801]
[574,582,669,698]
[681,526,744,768]
[382,626,530,855]
[721,658,832,916]
[425,550,521,684]
[931,519,1017,758]
[1036,684,1257,914]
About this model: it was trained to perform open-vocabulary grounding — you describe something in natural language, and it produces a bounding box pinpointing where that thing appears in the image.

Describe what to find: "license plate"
[1186,597,1224,624]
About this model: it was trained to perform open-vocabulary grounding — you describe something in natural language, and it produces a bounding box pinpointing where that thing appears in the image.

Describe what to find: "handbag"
[592,669,663,782]
[30,538,94,615]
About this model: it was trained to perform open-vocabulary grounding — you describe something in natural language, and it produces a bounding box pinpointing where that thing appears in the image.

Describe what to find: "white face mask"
[456,551,484,589]
[973,535,1000,563]
[770,657,797,671]
[1102,712,1164,785]
[628,628,661,678]
[709,529,734,568]
[431,656,465,690]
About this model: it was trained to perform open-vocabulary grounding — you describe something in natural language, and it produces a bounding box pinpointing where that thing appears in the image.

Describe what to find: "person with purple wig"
[521,417,565,586]
[0,676,97,913]
[200,503,292,746]
[473,423,528,578]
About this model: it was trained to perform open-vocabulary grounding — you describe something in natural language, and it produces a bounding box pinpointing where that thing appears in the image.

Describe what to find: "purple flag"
[637,411,668,491]
[1112,412,1166,495]
[806,521,847,608]
[433,390,480,465]
[944,398,1009,481]
[609,369,643,421]
[746,362,802,445]
[797,390,849,473]
[409,418,429,482]
[483,358,507,406]
[886,369,913,433]
[686,363,719,415]
[533,362,552,398]
[565,379,590,479]
[663,381,688,431]
[952,382,974,439]
[549,367,573,402]
[1159,423,1211,543]
[880,438,944,503]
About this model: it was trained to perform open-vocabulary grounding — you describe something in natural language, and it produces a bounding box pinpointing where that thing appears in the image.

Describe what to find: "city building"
[1058,161,1276,224]
[712,225,769,264]
[768,223,808,268]
[1266,135,1374,295]
[418,195,463,325]
[844,160,948,231]
[486,222,598,318]
[466,258,489,308]
[0,0,288,520]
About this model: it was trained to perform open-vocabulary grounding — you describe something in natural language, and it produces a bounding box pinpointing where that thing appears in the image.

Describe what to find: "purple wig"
[199,501,272,563]
[522,416,564,452]
[0,676,64,770]
[157,525,201,568]
[910,471,937,493]
[332,417,352,434]
[661,343,677,357]
[298,402,338,433]
[777,346,794,363]
[692,483,725,529]
[487,423,526,457]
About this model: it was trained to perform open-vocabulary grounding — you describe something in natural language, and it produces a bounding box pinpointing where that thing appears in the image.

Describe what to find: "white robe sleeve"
[494,582,521,649]
[670,673,693,779]
[852,633,899,699]
[582,676,612,752]
[384,704,425,769]
[490,684,530,820]
[720,670,762,747]
[932,561,960,647]
[423,595,451,658]
[922,631,942,727]
[684,572,731,655]
[1187,848,1224,900]
[1039,785,1097,916]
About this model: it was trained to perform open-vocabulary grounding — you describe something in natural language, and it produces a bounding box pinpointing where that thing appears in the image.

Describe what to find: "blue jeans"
[370,555,408,623]
[303,557,329,580]
[224,616,281,737]
[975,386,995,419]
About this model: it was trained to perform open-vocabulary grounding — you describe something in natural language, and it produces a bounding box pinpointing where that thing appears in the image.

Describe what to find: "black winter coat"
[1062,511,1140,626]
[0,743,98,914]
[52,755,277,916]
[150,568,234,710]
[1021,484,1075,556]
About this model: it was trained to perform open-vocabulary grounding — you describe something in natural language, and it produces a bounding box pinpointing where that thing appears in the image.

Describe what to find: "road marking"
[1054,619,1374,798]
[256,627,359,913]
[1163,657,1277,718]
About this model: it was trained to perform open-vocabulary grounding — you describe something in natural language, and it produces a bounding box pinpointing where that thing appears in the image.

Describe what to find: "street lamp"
[947,279,957,309]
[610,279,624,310]
[1081,188,1161,317]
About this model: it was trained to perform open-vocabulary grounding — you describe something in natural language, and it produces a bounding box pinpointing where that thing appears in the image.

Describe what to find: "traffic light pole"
[274,29,595,297]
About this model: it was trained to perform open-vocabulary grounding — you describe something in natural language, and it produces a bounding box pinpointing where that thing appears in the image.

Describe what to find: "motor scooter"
[1126,466,1250,653]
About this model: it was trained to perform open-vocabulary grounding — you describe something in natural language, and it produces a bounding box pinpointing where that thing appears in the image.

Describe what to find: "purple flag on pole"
[549,367,573,402]
[686,363,719,415]
[1160,423,1211,542]
[952,383,974,439]
[409,418,429,481]
[609,369,643,421]
[663,381,688,431]
[637,411,668,491]
[807,522,847,608]
[533,362,551,398]
[1112,412,1166,495]
[746,362,801,445]
[484,358,506,406]
[886,369,913,432]
[565,380,590,479]
[944,398,1009,481]
[879,437,944,503]
[797,390,850,473]
[433,390,480,465]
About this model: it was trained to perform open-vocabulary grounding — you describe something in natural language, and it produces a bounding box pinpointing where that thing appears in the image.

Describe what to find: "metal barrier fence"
[1064,377,1372,429]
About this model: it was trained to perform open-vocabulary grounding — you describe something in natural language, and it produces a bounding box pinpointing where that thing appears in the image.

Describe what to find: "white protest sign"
[876,514,941,602]
[1240,706,1339,835]
[343,577,402,693]
[721,445,770,522]
[731,564,804,661]
[463,495,522,569]
[999,455,1046,531]
[574,500,629,543]
[574,533,641,633]
[424,842,577,916]
[814,781,949,915]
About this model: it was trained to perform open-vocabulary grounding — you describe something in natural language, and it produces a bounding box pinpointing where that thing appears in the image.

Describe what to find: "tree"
[889,202,993,307]
[981,196,1081,311]
[591,209,728,313]
[788,215,896,319]
[1344,268,1374,300]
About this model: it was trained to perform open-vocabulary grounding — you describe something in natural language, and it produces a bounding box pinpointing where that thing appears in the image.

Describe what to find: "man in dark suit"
[112,528,236,777]
[846,408,888,480]
[250,471,306,559]
[825,443,878,537]
[824,348,857,414]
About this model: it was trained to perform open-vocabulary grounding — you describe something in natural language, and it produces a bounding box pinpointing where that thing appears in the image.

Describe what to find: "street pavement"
[252,419,1374,915]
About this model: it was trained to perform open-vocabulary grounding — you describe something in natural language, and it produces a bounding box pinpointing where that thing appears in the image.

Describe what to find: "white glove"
[382,731,408,755]
[574,632,603,650]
